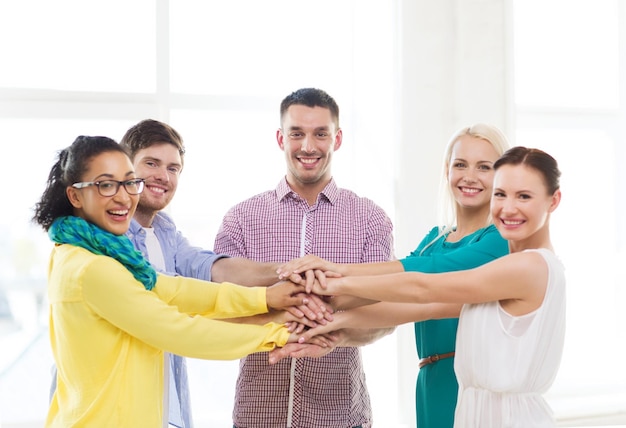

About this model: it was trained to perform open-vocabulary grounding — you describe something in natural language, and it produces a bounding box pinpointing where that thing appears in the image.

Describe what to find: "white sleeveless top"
[453,248,566,428]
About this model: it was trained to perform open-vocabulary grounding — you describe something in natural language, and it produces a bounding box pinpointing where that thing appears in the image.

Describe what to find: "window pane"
[0,0,397,424]
[168,108,282,248]
[170,0,355,96]
[0,1,156,92]
[513,0,619,109]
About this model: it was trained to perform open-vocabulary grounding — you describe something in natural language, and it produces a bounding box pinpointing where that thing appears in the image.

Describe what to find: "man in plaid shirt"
[214,88,394,428]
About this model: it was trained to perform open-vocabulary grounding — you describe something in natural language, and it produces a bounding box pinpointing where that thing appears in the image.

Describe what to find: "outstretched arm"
[311,252,547,309]
[211,257,281,286]
[277,255,404,282]
[264,281,310,310]
[267,323,395,364]
[268,301,460,363]
[300,301,461,341]
[223,309,317,330]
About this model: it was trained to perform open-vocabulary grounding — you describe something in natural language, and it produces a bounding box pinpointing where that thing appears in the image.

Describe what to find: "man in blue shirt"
[120,119,327,427]
[122,120,286,288]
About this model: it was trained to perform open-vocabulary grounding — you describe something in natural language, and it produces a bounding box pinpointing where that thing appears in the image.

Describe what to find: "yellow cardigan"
[46,244,289,427]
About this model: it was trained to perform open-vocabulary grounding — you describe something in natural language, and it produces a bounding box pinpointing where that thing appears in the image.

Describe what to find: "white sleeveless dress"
[453,248,566,428]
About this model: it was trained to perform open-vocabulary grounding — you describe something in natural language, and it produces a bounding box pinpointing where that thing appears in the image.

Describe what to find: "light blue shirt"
[127,212,226,281]
[127,212,227,428]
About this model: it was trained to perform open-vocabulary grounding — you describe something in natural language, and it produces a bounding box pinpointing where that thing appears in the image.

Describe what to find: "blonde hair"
[426,123,510,251]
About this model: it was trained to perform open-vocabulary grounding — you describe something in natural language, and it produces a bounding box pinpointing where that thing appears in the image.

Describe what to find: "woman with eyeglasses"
[33,135,310,427]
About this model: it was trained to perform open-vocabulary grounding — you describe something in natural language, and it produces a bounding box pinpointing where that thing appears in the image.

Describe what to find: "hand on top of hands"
[296,311,348,344]
[272,311,349,365]
[265,280,308,310]
[266,281,334,332]
[270,258,349,357]
[276,255,343,292]
[284,293,334,325]
[271,331,342,364]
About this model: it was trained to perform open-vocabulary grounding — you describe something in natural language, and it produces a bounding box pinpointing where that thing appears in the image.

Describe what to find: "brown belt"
[418,351,455,369]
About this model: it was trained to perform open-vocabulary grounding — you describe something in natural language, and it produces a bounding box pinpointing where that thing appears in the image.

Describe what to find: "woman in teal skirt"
[276,123,510,427]
[402,224,507,427]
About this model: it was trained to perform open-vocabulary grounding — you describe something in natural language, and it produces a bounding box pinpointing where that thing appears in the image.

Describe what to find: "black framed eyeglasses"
[72,178,145,197]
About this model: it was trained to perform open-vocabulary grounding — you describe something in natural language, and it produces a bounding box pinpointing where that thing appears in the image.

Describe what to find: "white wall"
[394,0,510,257]
[392,1,510,425]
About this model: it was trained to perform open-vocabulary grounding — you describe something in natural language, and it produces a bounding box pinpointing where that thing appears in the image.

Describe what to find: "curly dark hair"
[119,119,185,164]
[32,135,127,231]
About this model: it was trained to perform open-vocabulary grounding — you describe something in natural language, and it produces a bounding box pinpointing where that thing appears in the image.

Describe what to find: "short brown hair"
[120,119,185,163]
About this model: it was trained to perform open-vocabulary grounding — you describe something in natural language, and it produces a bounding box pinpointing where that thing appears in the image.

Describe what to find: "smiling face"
[491,164,561,250]
[66,151,139,236]
[277,104,342,197]
[131,143,182,224]
[447,135,500,212]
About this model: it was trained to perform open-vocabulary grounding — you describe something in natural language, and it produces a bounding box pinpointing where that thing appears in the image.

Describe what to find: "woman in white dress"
[294,146,565,428]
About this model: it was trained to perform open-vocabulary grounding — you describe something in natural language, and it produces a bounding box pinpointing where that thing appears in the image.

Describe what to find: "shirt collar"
[275,176,338,205]
[151,211,176,231]
[128,217,142,235]
[128,211,176,234]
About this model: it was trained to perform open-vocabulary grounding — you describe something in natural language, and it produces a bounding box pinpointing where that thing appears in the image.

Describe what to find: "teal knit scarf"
[48,216,157,291]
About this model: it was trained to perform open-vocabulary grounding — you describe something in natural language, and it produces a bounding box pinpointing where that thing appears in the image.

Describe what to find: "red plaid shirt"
[214,178,394,428]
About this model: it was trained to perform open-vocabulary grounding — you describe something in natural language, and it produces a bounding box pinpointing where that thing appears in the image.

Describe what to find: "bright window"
[170,0,356,96]
[2,1,624,427]
[0,1,156,92]
[514,0,619,109]
[0,2,395,427]
[513,0,626,421]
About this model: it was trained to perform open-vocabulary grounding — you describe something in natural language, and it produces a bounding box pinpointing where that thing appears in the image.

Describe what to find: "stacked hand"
[277,254,343,292]
[270,331,341,364]
[265,279,333,327]
[272,309,362,364]
[278,284,341,360]
[269,257,352,363]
